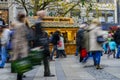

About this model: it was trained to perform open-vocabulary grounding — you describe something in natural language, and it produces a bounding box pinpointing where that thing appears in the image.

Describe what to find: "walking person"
[57,34,67,58]
[11,12,28,80]
[50,30,60,60]
[76,23,87,62]
[88,18,106,69]
[108,39,117,58]
[0,24,11,68]
[113,26,120,58]
[34,10,55,77]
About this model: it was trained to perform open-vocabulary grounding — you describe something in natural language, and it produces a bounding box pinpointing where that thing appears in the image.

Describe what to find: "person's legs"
[17,73,23,80]
[116,45,120,58]
[112,50,116,58]
[50,45,57,60]
[43,56,50,76]
[61,50,66,58]
[75,47,79,56]
[82,52,91,63]
[95,51,102,69]
[0,46,7,67]
[56,50,61,58]
[92,52,96,66]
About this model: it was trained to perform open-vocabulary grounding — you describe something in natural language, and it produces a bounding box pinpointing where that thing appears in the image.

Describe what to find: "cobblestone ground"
[0,55,120,80]
[85,67,120,80]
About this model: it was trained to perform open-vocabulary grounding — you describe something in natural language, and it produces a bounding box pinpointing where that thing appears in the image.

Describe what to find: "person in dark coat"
[113,26,120,58]
[35,10,55,77]
[76,24,86,62]
[50,30,60,60]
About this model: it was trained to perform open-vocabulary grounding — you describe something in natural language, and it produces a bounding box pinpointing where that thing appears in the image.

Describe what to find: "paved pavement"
[0,54,120,80]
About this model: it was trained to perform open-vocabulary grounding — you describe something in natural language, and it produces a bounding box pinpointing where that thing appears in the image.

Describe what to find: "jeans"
[50,45,57,60]
[92,51,102,65]
[0,46,7,67]
[82,52,92,62]
[116,45,120,58]
[75,47,79,56]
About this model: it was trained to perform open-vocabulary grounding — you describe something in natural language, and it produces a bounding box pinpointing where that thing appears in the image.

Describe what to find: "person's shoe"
[22,75,26,78]
[44,74,55,77]
[96,65,103,69]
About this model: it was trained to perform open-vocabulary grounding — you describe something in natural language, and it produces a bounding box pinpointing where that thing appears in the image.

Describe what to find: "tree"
[14,0,93,16]
[15,0,29,15]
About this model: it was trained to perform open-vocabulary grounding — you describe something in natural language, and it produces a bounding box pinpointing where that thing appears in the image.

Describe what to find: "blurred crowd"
[76,19,120,69]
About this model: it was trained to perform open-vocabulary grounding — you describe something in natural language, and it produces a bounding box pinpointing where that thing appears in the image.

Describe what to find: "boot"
[96,65,103,69]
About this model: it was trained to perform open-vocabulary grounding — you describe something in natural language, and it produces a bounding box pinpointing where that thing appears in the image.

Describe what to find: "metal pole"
[117,0,120,24]
[114,0,118,23]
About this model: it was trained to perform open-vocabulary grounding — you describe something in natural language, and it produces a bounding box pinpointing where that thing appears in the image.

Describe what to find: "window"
[97,0,114,3]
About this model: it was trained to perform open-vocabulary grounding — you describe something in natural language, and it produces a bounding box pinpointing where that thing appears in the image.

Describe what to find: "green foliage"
[15,0,93,16]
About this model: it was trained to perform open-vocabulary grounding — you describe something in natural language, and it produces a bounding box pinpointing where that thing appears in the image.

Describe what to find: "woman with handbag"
[88,18,106,69]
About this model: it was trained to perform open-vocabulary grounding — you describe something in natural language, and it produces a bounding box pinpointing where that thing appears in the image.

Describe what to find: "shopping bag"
[80,48,87,58]
[11,57,33,74]
[28,49,44,66]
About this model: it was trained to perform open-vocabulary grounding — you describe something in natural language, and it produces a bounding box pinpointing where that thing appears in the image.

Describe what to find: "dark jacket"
[35,22,49,49]
[76,29,85,50]
[51,31,60,45]
[113,28,120,45]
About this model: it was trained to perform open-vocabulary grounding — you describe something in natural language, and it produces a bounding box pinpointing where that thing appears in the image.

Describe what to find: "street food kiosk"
[31,16,78,55]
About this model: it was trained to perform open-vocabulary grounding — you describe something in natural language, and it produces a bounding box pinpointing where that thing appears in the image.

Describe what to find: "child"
[108,39,117,58]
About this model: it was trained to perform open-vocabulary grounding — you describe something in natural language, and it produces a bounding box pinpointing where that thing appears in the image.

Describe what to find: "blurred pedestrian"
[12,12,28,60]
[11,12,28,80]
[88,18,106,69]
[57,34,67,58]
[108,39,117,58]
[113,26,120,58]
[0,22,10,68]
[34,10,55,77]
[76,23,87,62]
[50,29,60,60]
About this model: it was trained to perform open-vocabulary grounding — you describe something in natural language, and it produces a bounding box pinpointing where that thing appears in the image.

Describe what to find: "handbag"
[96,36,105,43]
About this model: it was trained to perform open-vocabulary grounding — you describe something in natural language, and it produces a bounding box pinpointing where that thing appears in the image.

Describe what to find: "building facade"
[0,0,8,24]
[8,0,32,23]
[69,0,116,24]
